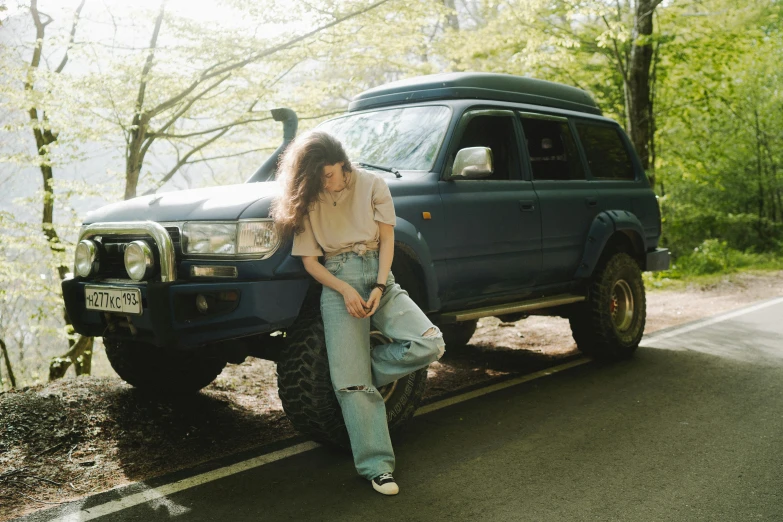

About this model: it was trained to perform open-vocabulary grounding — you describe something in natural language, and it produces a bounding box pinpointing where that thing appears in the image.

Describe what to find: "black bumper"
[645,248,671,272]
[62,277,310,348]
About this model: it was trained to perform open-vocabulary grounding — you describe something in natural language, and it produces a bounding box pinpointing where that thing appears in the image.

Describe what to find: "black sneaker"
[371,472,399,495]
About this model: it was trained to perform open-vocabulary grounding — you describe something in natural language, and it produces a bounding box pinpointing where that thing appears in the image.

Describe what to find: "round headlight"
[124,240,155,281]
[75,240,99,277]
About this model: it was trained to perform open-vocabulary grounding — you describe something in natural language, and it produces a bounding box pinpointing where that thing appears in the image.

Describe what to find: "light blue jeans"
[320,249,446,480]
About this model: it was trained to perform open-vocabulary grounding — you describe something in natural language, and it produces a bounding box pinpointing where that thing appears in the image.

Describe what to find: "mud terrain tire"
[276,290,428,449]
[104,338,227,393]
[438,319,478,348]
[569,252,646,359]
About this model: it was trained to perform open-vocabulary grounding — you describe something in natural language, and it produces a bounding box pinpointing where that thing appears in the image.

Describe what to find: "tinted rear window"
[575,123,635,180]
[520,117,584,181]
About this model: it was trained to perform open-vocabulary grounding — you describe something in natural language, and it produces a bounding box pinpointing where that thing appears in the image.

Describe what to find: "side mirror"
[449,147,494,180]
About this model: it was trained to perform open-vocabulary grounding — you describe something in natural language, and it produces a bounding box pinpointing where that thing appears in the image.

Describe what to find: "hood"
[84,182,281,224]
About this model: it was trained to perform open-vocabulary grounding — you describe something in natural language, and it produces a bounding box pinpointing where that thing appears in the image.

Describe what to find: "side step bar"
[439,294,585,323]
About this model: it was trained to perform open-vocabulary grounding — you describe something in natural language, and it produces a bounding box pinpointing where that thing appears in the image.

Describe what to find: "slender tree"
[23,0,95,378]
[120,0,397,200]
[625,0,664,185]
[0,339,17,389]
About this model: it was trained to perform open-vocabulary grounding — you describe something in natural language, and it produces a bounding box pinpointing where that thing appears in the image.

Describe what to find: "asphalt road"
[23,297,783,521]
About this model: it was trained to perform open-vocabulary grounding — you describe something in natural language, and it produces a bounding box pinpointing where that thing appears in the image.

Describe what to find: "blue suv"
[62,73,669,446]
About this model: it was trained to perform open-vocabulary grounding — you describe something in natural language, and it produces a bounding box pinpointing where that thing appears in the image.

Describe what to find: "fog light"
[195,294,209,314]
[124,240,154,281]
[75,240,99,277]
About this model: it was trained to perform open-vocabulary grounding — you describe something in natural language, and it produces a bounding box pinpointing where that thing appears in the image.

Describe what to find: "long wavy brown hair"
[270,130,354,241]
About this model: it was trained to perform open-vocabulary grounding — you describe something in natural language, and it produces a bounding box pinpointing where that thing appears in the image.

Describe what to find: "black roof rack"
[348,72,601,116]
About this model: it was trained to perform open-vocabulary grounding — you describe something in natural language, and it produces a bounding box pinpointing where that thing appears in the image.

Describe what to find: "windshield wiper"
[356,162,402,178]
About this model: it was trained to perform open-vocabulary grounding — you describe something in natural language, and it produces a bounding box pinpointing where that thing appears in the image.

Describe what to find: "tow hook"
[103,312,138,336]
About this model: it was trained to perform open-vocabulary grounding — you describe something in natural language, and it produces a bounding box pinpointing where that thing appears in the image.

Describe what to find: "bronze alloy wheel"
[568,252,646,360]
[610,279,635,332]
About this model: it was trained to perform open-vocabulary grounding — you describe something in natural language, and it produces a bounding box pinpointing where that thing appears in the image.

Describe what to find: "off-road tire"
[438,319,478,348]
[569,252,646,359]
[276,290,428,449]
[104,338,227,393]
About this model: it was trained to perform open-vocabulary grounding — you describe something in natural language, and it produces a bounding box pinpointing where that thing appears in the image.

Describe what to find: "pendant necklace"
[327,171,348,206]
[328,188,345,206]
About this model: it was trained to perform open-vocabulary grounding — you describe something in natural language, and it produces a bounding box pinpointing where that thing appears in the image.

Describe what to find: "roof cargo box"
[348,72,602,115]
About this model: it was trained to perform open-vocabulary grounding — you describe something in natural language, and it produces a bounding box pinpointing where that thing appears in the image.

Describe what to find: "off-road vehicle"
[62,72,670,446]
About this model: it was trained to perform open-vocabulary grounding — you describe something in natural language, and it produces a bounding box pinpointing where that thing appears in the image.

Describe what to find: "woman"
[271,130,446,496]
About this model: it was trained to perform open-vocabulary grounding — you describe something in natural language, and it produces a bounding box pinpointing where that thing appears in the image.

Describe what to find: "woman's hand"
[341,285,369,319]
[363,288,383,317]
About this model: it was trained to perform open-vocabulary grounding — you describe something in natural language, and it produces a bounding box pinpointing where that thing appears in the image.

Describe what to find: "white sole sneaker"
[371,476,399,495]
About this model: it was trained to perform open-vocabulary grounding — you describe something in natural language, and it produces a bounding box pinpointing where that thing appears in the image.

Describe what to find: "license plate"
[85,286,142,315]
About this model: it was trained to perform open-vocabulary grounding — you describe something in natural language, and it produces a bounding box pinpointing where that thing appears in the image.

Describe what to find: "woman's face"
[322,162,346,192]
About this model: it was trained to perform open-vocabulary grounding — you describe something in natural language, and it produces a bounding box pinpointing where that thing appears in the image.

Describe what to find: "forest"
[0,0,781,389]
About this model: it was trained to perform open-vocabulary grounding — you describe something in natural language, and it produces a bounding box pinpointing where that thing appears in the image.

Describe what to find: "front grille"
[95,226,180,280]
[166,227,181,252]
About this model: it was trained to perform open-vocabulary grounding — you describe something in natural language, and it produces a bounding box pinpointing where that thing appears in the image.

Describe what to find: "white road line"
[55,441,320,522]
[641,296,783,346]
[52,358,591,521]
[414,357,592,416]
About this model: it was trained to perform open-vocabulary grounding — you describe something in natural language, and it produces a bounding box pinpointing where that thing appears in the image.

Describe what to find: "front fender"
[392,217,442,312]
[575,210,646,279]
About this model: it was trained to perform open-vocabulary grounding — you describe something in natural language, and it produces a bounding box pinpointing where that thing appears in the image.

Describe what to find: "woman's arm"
[301,256,369,319]
[301,256,347,293]
[364,222,394,317]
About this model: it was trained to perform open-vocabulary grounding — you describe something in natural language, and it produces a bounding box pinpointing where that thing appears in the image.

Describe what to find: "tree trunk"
[754,108,765,232]
[28,0,93,378]
[648,39,661,192]
[49,335,94,381]
[124,2,166,200]
[626,0,661,186]
[443,0,459,30]
[0,339,17,389]
[125,124,147,200]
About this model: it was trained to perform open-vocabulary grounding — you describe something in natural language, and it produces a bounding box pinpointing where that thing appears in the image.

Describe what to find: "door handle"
[585,197,598,207]
[519,200,535,212]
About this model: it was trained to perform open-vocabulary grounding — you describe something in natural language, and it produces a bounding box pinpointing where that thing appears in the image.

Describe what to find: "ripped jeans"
[321,249,446,480]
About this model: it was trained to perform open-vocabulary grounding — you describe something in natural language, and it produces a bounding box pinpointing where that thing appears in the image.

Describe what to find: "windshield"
[317,105,452,171]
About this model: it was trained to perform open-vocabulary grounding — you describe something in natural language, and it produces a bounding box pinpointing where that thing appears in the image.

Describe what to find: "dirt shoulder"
[1,270,781,520]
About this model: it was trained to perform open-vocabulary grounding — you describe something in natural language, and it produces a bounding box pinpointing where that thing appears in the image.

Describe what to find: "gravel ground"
[1,270,781,521]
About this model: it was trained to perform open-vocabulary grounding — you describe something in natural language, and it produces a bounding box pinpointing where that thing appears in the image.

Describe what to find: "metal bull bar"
[79,221,177,282]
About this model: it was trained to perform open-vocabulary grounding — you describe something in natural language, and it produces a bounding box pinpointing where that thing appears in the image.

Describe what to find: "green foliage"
[675,239,783,276]
[660,198,783,258]
[656,0,783,231]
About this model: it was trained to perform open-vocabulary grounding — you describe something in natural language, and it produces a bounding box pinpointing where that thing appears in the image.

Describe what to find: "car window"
[452,114,519,180]
[574,122,635,180]
[519,117,584,181]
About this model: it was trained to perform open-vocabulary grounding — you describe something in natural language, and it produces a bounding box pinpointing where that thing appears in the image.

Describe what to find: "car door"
[438,109,542,305]
[519,112,600,285]
[572,120,659,243]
